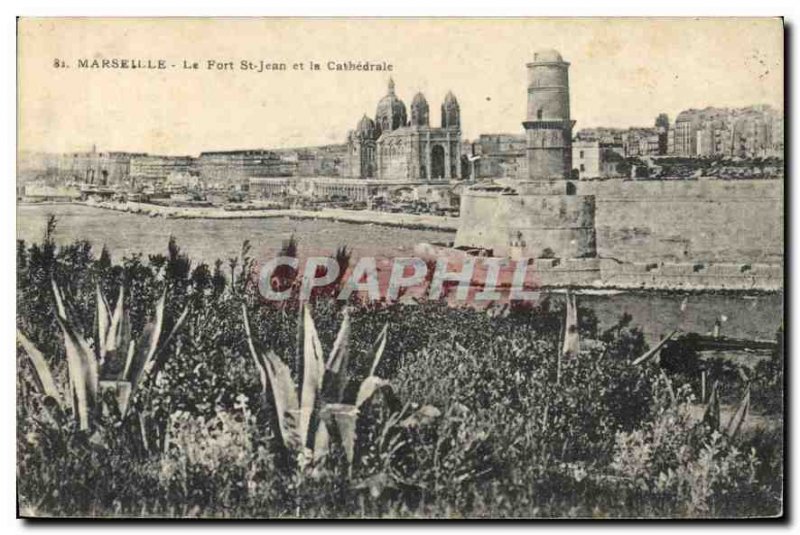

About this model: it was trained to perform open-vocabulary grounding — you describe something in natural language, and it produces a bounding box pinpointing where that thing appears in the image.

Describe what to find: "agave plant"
[701,377,751,440]
[724,382,751,439]
[242,303,439,471]
[17,280,188,431]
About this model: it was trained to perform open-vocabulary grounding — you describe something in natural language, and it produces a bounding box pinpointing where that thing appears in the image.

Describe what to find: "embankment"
[79,200,459,232]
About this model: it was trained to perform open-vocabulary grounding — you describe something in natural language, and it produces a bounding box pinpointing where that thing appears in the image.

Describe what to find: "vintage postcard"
[16,18,784,519]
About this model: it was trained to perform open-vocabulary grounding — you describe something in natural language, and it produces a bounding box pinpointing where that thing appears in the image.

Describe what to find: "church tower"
[522,49,574,180]
[410,92,430,127]
[350,115,378,178]
[441,91,460,129]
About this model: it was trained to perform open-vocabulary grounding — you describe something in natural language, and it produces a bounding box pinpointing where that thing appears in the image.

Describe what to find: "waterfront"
[17,203,782,346]
[17,203,455,263]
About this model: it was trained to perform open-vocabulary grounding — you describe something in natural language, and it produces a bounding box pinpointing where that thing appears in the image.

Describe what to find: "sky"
[18,17,784,155]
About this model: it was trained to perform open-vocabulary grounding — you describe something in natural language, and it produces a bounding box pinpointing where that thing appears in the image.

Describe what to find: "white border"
[4,1,796,533]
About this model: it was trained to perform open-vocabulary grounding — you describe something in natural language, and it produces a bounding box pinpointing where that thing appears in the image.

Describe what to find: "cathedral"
[347,78,462,180]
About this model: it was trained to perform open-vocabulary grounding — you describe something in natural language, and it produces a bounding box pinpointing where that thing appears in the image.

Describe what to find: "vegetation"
[16,219,783,518]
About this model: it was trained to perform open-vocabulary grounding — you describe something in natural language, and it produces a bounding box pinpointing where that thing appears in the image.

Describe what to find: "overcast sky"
[18,18,783,155]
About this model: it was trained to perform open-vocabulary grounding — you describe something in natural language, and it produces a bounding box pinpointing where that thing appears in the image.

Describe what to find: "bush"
[16,235,783,518]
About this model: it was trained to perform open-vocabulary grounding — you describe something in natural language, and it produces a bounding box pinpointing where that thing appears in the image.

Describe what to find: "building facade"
[129,155,197,186]
[347,78,462,180]
[198,150,298,187]
[670,105,783,158]
[572,140,624,179]
[56,147,145,185]
[248,177,293,199]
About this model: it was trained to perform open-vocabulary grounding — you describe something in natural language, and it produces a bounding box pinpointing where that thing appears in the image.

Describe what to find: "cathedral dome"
[375,78,408,132]
[410,92,430,127]
[532,49,564,63]
[356,114,377,139]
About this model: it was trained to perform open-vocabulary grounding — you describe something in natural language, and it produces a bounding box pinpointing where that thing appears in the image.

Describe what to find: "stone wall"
[455,178,783,273]
[577,179,783,264]
[455,188,596,258]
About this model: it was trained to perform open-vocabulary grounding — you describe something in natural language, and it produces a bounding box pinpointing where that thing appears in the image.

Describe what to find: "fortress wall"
[577,179,783,264]
[576,178,782,200]
[456,179,783,267]
[455,191,596,258]
[455,192,511,251]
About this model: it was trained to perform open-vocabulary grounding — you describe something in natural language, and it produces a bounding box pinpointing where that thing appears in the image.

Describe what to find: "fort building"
[456,49,599,276]
[453,49,783,291]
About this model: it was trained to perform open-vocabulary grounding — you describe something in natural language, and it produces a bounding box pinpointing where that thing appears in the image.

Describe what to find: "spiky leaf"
[368,323,389,377]
[104,285,128,356]
[17,330,62,405]
[300,304,325,448]
[356,376,395,408]
[561,290,580,358]
[242,304,267,392]
[264,351,302,451]
[95,285,111,362]
[147,303,189,379]
[312,418,331,465]
[725,385,751,439]
[702,381,721,431]
[53,281,99,431]
[126,293,165,395]
[322,309,351,403]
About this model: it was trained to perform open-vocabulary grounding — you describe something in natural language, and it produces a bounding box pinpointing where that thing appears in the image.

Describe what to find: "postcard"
[16,17,784,519]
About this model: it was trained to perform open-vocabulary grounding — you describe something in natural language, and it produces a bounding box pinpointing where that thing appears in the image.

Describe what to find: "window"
[579,150,584,159]
[580,164,585,172]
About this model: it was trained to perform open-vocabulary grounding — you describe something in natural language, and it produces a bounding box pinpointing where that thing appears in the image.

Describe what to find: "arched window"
[537,108,543,120]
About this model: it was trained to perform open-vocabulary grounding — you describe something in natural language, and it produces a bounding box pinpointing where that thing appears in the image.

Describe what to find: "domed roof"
[356,114,377,138]
[532,49,564,62]
[443,91,459,108]
[411,92,428,107]
[375,77,407,131]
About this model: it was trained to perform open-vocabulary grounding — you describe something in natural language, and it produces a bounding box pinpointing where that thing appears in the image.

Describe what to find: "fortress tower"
[523,49,574,180]
[455,49,600,277]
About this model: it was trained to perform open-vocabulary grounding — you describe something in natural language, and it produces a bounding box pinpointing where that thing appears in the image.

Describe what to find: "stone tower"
[350,115,377,178]
[522,49,574,180]
[410,92,430,127]
[441,91,461,130]
[455,47,599,270]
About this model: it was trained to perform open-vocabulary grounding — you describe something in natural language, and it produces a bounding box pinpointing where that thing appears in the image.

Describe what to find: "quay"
[76,199,461,232]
